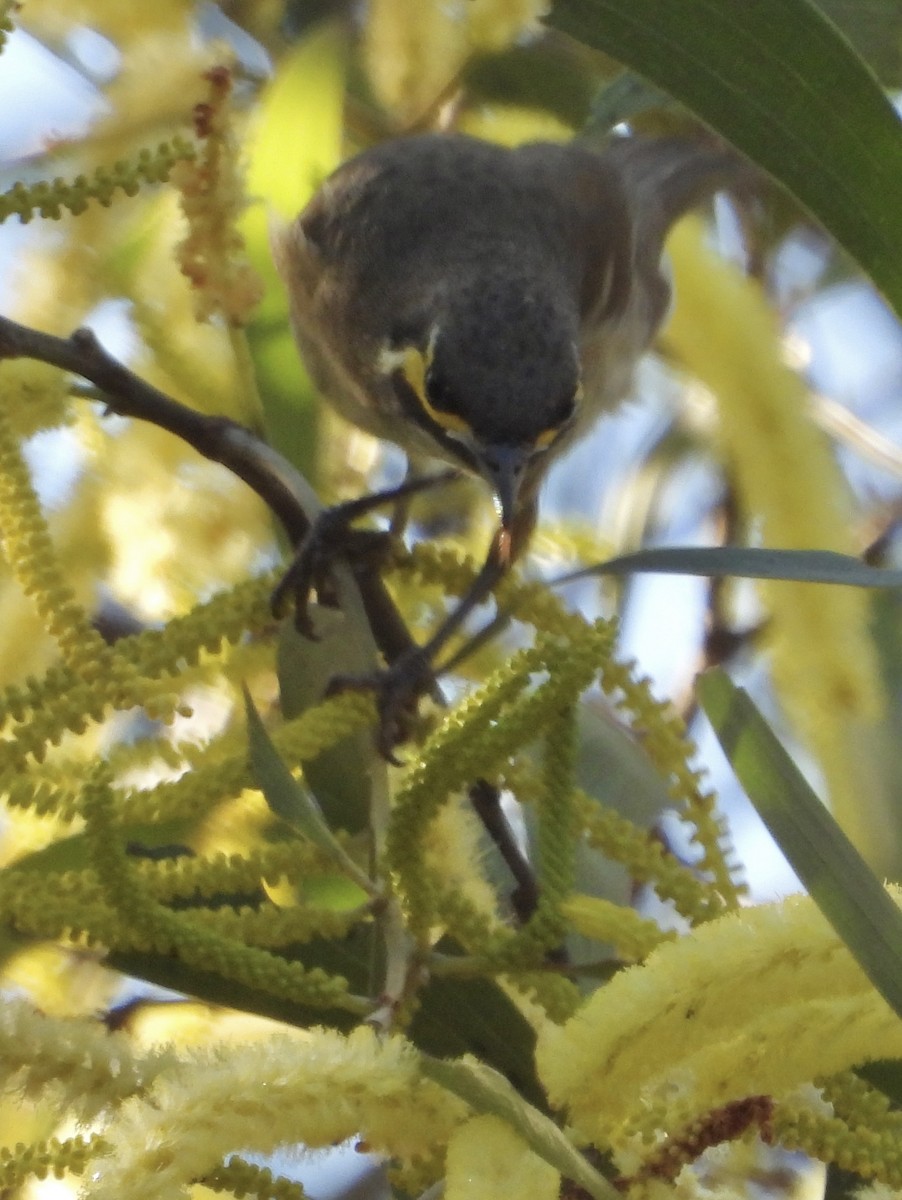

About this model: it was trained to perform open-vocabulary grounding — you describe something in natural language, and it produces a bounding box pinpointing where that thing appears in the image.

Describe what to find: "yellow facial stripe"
[535,381,582,449]
[420,385,472,436]
[377,345,583,449]
[378,340,472,437]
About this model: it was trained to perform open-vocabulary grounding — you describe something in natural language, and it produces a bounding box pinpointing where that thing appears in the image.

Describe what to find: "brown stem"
[0,313,415,662]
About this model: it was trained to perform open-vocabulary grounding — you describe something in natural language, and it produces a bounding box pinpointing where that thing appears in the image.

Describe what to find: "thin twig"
[0,313,414,662]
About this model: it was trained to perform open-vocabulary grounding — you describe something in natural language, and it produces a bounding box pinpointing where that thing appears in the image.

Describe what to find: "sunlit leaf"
[699,669,902,1020]
[561,545,902,588]
[241,21,348,474]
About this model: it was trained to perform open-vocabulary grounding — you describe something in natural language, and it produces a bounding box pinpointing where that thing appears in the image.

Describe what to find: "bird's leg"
[388,454,432,538]
[271,468,459,638]
[329,497,538,760]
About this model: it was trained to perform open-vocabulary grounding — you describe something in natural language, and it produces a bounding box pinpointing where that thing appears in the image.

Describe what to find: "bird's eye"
[425,367,456,414]
[421,367,470,435]
[555,382,582,426]
[535,385,581,450]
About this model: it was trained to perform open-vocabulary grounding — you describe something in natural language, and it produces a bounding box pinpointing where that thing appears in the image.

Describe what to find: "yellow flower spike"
[0,137,197,225]
[0,864,137,949]
[424,797,504,931]
[446,1114,559,1200]
[388,640,545,867]
[183,903,365,949]
[573,790,723,923]
[597,654,741,908]
[0,572,275,737]
[497,703,580,963]
[202,1156,310,1200]
[821,1071,897,1126]
[536,889,902,1149]
[0,838,362,956]
[365,0,468,122]
[535,702,579,897]
[389,624,609,938]
[275,689,377,764]
[395,543,600,656]
[0,625,371,827]
[561,894,673,960]
[509,970,582,1024]
[0,994,178,1122]
[138,843,336,905]
[0,401,189,741]
[0,1135,108,1190]
[85,1027,468,1200]
[0,402,107,674]
[665,215,885,865]
[0,360,71,438]
[171,67,264,327]
[772,1099,902,1188]
[401,543,724,908]
[80,764,365,1014]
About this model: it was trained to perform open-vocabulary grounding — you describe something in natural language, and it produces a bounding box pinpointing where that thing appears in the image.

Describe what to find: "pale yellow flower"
[446,1114,559,1200]
[537,889,902,1150]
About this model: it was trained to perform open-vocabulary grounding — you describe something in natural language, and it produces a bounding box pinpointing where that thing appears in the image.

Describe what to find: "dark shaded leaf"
[111,931,546,1108]
[420,1055,617,1199]
[856,1059,902,1106]
[277,616,374,835]
[244,687,372,891]
[815,0,902,85]
[547,0,902,319]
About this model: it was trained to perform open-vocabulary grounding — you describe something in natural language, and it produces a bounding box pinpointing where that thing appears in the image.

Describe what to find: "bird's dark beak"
[484,444,532,566]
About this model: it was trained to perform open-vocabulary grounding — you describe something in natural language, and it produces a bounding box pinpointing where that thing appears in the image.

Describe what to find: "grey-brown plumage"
[272,132,739,558]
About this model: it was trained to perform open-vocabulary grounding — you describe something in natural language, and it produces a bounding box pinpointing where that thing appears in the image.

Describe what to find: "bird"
[271,132,741,751]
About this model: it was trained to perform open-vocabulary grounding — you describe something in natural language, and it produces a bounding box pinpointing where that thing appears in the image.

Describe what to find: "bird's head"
[378,276,583,559]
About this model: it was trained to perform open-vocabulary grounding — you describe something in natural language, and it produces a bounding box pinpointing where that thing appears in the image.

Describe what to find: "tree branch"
[0,312,415,663]
[0,311,542,928]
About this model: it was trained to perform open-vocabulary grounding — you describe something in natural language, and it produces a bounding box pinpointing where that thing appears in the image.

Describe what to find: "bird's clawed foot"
[271,506,391,638]
[326,647,438,763]
[271,471,459,638]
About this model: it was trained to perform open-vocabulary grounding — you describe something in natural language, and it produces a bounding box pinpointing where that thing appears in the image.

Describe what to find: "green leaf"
[241,21,348,475]
[698,669,902,1020]
[108,926,373,1032]
[547,0,902,320]
[856,1059,902,1107]
[561,545,902,588]
[110,932,546,1104]
[420,1055,617,1199]
[588,72,676,131]
[243,687,374,894]
[410,948,547,1112]
[815,0,902,85]
[276,614,376,835]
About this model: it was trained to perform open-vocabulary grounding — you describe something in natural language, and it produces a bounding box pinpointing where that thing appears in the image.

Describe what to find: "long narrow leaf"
[699,669,902,1019]
[559,546,902,588]
[420,1055,617,1199]
[243,688,375,895]
[547,0,902,319]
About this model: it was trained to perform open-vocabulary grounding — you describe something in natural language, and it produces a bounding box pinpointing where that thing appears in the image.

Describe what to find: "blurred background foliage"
[0,1,901,1198]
